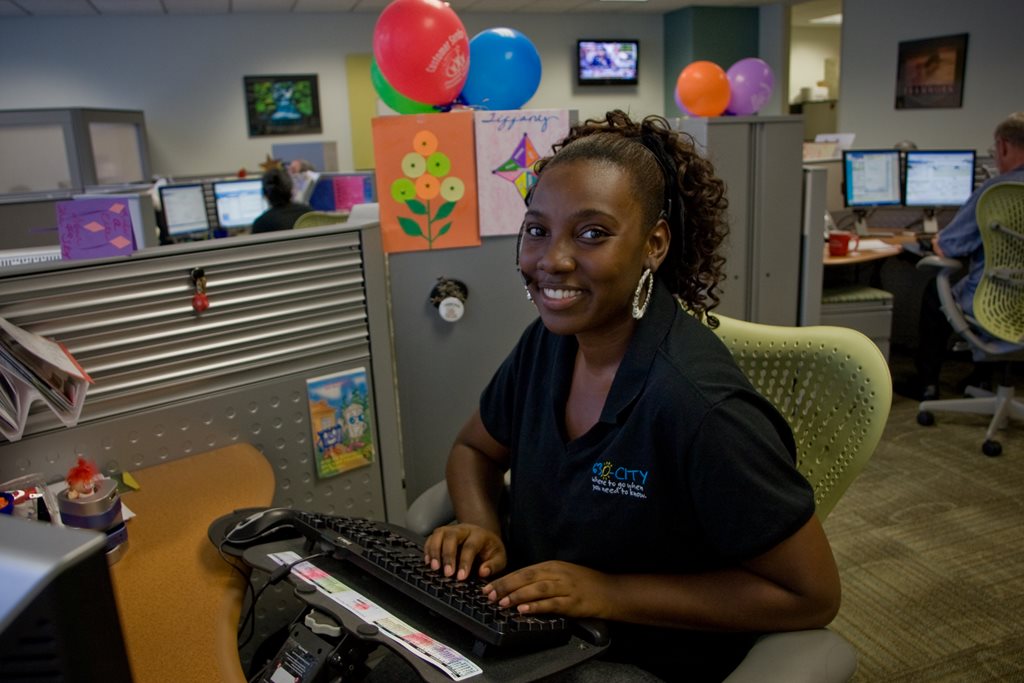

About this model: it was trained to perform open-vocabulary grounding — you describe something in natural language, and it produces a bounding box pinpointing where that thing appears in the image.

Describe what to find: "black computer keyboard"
[291,511,573,650]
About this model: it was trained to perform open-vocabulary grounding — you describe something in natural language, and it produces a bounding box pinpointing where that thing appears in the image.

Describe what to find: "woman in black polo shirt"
[423,110,841,682]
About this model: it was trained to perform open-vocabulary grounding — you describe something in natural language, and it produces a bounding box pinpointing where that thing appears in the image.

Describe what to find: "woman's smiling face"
[519,158,663,340]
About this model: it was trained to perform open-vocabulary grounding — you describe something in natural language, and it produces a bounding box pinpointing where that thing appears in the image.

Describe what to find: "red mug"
[828,231,860,257]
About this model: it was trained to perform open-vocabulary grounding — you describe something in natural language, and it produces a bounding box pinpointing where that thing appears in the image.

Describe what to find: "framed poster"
[244,74,322,136]
[895,34,968,110]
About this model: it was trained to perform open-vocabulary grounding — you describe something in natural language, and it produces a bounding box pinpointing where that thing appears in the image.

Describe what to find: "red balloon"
[676,61,730,117]
[373,0,470,106]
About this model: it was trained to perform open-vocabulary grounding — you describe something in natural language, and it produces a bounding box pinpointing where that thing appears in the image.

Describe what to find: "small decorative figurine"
[65,456,100,500]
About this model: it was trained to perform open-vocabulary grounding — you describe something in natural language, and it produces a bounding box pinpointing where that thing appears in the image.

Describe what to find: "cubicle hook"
[429,277,468,323]
[190,267,209,313]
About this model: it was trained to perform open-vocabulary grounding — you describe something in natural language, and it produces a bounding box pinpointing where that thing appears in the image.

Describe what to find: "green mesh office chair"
[406,315,893,682]
[916,181,1024,456]
[293,210,349,229]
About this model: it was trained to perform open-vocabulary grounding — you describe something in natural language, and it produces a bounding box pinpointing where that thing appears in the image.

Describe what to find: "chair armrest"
[405,480,454,537]
[915,254,962,274]
[722,629,856,683]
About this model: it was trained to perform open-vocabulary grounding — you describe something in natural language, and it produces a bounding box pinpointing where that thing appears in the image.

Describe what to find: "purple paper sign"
[57,198,135,260]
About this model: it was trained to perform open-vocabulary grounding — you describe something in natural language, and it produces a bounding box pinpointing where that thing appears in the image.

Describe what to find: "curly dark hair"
[532,110,729,325]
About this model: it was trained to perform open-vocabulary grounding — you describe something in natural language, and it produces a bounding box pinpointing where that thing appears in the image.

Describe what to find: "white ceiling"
[0,0,842,22]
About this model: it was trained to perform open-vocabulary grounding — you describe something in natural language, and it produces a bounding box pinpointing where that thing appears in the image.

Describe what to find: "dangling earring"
[632,268,653,320]
[524,284,533,303]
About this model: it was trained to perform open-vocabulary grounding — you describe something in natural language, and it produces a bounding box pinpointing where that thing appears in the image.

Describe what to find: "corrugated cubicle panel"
[0,222,405,523]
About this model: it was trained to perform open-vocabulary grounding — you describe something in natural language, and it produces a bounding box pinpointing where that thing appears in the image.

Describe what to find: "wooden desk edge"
[111,444,274,683]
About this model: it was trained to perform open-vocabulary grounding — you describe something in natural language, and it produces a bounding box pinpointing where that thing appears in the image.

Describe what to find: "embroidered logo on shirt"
[591,460,649,499]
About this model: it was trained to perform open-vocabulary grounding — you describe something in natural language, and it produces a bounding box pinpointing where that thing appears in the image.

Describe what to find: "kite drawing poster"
[307,368,375,479]
[371,111,480,254]
[474,109,571,237]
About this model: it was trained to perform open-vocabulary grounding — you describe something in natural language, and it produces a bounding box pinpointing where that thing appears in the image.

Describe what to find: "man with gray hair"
[899,112,1024,401]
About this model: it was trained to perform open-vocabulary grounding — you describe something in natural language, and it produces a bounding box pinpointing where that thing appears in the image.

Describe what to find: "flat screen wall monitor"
[842,149,902,235]
[212,179,268,229]
[904,150,976,233]
[159,183,210,238]
[577,39,639,86]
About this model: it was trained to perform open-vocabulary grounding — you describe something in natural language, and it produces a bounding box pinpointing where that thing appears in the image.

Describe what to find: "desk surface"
[109,444,274,683]
[823,233,916,266]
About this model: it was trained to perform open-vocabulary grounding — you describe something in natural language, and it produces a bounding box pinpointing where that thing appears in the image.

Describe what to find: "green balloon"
[371,59,436,115]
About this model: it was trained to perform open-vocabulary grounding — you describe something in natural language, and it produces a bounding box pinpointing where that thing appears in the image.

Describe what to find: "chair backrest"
[710,315,892,519]
[294,210,349,229]
[974,181,1024,344]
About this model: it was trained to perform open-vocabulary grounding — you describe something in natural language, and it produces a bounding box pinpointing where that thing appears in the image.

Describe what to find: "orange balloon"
[676,61,730,117]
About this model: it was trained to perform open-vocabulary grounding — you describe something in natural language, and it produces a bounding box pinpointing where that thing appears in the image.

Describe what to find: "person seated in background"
[421,110,841,683]
[898,111,1024,401]
[252,167,313,234]
[287,158,317,204]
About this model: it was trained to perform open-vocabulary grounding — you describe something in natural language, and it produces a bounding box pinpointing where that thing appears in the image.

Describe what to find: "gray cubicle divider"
[799,165,828,325]
[0,221,406,525]
[387,236,539,505]
[672,115,804,326]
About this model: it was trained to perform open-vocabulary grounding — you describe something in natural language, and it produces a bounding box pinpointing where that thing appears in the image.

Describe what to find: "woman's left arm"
[482,513,840,633]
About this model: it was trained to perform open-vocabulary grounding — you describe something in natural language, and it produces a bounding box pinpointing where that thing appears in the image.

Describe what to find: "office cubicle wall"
[0,222,406,524]
[388,236,540,504]
[673,115,804,325]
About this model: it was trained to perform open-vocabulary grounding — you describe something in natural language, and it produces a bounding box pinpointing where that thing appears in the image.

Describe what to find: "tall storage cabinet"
[673,115,804,325]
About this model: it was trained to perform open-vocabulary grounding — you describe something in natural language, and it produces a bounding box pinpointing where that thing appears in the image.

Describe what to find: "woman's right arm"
[423,409,511,580]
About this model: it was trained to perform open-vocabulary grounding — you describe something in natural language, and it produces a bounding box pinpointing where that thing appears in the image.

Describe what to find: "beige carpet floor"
[825,353,1024,682]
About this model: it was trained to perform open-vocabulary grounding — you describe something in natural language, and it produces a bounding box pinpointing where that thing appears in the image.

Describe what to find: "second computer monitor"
[842,149,902,208]
[903,150,976,207]
[213,179,268,229]
[159,184,210,238]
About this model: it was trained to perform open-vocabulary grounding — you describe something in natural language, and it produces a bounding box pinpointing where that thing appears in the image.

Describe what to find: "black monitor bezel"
[576,39,639,86]
[158,183,210,237]
[841,149,903,209]
[902,149,977,208]
[211,178,267,229]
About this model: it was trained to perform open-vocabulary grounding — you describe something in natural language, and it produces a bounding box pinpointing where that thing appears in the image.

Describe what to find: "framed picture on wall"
[894,33,968,110]
[244,74,322,136]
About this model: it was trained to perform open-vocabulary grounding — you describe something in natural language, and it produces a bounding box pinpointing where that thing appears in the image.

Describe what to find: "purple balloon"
[673,85,693,117]
[726,58,774,116]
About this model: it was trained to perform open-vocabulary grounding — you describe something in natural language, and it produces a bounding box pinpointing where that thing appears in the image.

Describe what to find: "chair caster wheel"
[917,411,935,426]
[982,440,1002,457]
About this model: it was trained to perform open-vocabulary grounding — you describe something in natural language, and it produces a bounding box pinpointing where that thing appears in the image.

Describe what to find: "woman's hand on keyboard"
[424,522,508,581]
[482,561,612,619]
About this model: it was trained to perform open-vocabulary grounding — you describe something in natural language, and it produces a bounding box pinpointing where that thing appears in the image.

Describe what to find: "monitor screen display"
[842,150,902,208]
[308,173,377,212]
[903,150,976,207]
[213,179,268,228]
[159,184,210,236]
[577,40,639,86]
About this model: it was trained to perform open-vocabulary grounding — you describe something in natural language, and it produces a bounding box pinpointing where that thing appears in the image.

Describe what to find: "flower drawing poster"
[474,109,570,236]
[371,111,480,253]
[307,368,374,479]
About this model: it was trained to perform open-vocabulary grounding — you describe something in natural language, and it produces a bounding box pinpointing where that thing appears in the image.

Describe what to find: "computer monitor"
[212,178,268,229]
[158,183,210,238]
[308,172,377,213]
[842,150,902,235]
[903,149,976,233]
[0,516,133,681]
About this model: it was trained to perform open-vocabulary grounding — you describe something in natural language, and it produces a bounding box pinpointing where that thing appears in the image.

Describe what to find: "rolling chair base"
[918,384,1024,456]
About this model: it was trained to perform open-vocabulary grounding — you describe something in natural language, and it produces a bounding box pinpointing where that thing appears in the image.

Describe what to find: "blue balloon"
[460,28,542,110]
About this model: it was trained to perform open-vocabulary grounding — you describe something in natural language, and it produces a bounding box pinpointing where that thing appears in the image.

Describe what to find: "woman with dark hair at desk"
[421,110,841,682]
[252,167,313,234]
